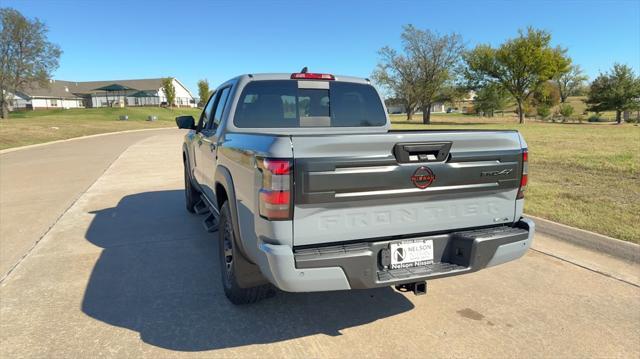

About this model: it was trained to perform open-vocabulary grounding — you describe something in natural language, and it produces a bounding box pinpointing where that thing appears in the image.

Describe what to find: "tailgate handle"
[393,142,452,163]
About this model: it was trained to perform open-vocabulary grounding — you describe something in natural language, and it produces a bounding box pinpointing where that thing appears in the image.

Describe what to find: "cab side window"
[211,87,231,130]
[199,92,216,130]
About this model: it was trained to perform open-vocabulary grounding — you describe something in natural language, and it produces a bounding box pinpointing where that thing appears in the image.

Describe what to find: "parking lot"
[1,130,638,358]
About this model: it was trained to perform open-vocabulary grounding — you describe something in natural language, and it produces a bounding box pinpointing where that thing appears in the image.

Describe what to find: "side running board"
[193,198,209,215]
[193,196,219,232]
[202,213,219,232]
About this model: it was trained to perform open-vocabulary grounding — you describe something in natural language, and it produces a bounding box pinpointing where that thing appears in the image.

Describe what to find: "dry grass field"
[0,107,200,150]
[392,113,639,243]
[1,108,637,242]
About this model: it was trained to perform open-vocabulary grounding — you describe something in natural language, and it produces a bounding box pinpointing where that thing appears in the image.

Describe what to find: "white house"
[385,91,477,115]
[9,77,196,111]
[8,81,85,110]
[386,102,446,115]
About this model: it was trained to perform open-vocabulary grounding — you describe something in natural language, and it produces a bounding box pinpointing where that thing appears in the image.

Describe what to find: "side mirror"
[175,115,195,129]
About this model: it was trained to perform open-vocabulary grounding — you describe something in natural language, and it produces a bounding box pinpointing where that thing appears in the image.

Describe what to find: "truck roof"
[235,73,371,85]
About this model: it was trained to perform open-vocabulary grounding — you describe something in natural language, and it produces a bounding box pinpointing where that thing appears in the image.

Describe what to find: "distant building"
[386,102,446,115]
[8,78,195,111]
[385,91,478,115]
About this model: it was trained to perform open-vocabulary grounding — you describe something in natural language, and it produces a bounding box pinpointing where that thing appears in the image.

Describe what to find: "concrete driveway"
[0,129,178,279]
[1,131,638,357]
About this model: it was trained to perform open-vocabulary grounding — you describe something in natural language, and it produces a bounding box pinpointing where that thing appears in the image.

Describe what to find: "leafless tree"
[556,64,588,103]
[372,46,419,120]
[402,25,464,124]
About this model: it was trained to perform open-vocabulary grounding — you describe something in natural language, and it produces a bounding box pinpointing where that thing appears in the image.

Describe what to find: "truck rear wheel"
[184,160,198,213]
[219,201,274,304]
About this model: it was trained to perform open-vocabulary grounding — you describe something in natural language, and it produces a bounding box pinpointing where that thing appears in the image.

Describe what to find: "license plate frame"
[389,239,434,269]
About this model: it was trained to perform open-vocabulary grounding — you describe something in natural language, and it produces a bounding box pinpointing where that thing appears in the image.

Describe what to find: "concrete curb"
[0,127,174,154]
[527,214,640,263]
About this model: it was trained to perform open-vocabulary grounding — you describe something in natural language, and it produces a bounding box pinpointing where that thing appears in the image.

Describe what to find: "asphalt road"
[0,128,176,279]
[1,131,638,357]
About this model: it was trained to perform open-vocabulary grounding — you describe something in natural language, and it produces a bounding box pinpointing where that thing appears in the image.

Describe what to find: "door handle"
[210,143,216,151]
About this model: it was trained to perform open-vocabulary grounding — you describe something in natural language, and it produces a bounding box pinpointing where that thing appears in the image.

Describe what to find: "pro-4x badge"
[481,168,513,177]
[411,166,435,189]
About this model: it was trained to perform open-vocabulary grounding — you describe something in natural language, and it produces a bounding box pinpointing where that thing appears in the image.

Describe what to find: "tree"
[532,81,560,108]
[197,79,211,107]
[464,27,570,123]
[0,8,61,119]
[438,84,469,108]
[161,77,176,107]
[527,82,560,121]
[556,64,588,103]
[372,46,419,120]
[401,25,464,124]
[473,83,511,117]
[586,64,640,124]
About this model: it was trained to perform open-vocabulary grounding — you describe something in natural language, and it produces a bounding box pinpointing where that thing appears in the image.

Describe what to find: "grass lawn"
[475,96,621,122]
[392,113,640,243]
[0,107,201,150]
[2,108,638,242]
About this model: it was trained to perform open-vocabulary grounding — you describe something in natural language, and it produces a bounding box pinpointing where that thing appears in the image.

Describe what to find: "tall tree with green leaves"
[161,77,176,107]
[402,25,464,124]
[586,64,640,124]
[556,64,588,103]
[197,79,211,107]
[532,81,561,107]
[531,81,560,120]
[464,27,570,123]
[473,83,511,117]
[0,8,61,119]
[372,46,419,120]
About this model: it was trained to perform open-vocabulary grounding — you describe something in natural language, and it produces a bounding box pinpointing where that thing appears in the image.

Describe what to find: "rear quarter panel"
[216,133,293,262]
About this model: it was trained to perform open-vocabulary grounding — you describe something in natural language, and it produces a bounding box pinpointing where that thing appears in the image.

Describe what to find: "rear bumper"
[258,217,535,292]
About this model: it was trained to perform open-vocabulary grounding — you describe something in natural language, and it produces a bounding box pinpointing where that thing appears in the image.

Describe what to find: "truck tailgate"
[291,131,523,246]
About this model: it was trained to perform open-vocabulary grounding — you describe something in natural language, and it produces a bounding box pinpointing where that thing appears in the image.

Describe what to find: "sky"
[4,0,640,95]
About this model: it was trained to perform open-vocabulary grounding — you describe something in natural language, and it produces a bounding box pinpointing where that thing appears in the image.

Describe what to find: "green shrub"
[588,114,602,122]
[537,105,551,119]
[559,104,574,119]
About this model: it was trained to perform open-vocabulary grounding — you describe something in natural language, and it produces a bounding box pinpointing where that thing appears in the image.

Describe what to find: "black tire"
[184,159,199,213]
[219,201,275,304]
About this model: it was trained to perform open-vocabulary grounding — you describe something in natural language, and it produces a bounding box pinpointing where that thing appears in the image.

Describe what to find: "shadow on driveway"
[81,190,414,351]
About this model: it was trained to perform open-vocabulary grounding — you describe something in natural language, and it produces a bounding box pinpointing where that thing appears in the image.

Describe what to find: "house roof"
[18,78,188,99]
[75,78,166,94]
[18,80,85,99]
[91,83,139,92]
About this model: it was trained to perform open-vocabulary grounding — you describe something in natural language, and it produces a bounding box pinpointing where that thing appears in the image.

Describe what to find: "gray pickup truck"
[176,71,534,304]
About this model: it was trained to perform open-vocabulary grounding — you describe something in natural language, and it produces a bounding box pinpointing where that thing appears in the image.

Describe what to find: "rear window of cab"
[233,80,387,128]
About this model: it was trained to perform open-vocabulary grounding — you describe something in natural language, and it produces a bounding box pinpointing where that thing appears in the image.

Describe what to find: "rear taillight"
[257,158,292,220]
[290,73,335,80]
[517,148,528,199]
